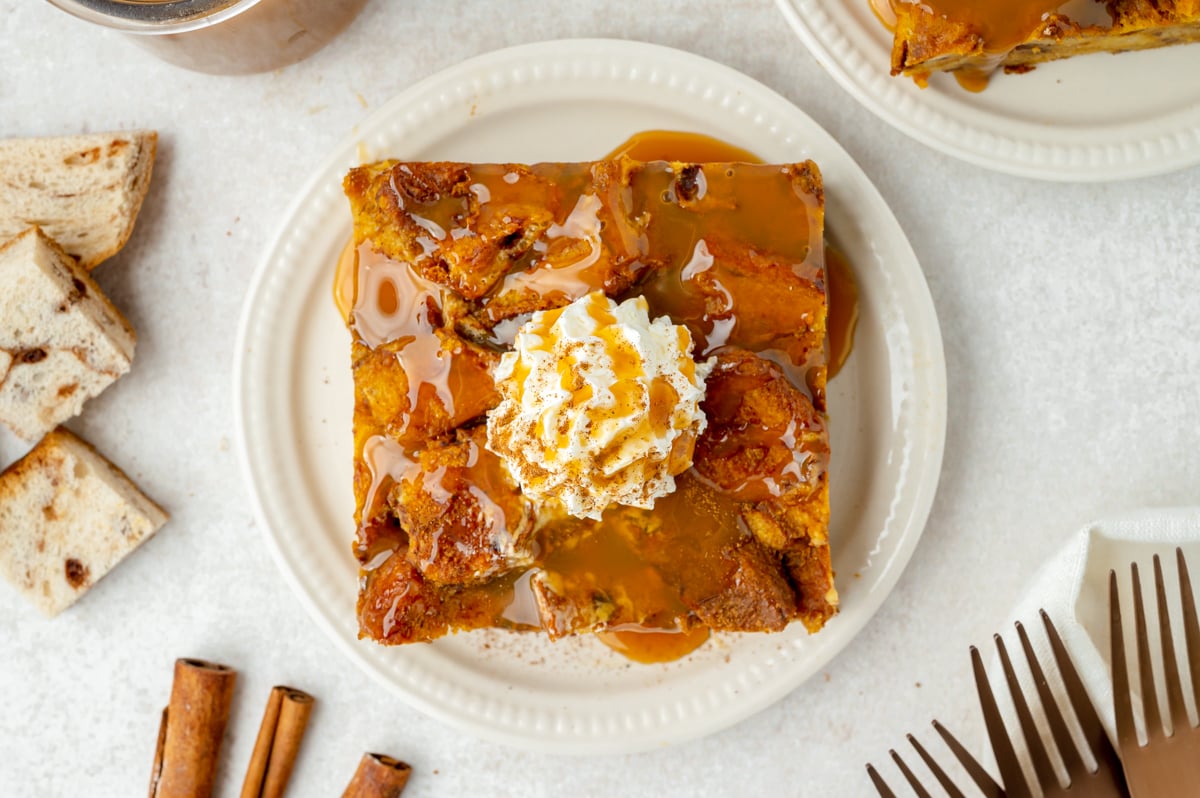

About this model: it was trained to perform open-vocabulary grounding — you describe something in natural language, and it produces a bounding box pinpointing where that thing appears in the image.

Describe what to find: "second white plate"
[776,0,1200,181]
[234,38,946,754]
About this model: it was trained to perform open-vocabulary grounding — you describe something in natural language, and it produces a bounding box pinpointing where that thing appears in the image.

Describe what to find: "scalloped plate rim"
[233,37,947,754]
[774,0,1200,181]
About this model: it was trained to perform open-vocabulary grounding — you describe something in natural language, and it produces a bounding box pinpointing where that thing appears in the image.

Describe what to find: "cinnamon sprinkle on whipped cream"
[485,291,713,520]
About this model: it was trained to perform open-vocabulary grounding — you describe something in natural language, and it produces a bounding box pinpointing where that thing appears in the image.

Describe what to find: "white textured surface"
[0,0,1198,795]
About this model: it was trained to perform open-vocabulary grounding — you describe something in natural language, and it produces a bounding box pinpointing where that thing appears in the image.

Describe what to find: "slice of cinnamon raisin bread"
[0,428,167,616]
[0,227,136,441]
[0,130,156,269]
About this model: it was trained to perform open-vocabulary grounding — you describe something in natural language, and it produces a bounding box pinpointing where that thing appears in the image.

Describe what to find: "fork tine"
[1178,548,1200,716]
[891,749,934,798]
[866,764,898,798]
[1132,562,1164,738]
[1040,609,1126,784]
[996,632,1059,789]
[972,644,1032,797]
[932,720,1005,798]
[1153,554,1190,734]
[1111,569,1139,749]
[907,733,966,798]
[1016,619,1085,779]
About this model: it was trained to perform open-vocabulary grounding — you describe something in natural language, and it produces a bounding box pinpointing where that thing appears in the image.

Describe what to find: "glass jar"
[45,0,369,75]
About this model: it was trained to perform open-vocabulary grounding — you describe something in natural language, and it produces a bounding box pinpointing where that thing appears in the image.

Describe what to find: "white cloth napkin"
[986,507,1200,779]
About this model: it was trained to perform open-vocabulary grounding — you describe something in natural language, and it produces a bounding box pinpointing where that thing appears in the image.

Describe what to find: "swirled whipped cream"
[486,291,714,520]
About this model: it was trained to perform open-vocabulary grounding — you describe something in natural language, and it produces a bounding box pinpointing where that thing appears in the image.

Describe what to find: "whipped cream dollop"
[486,291,714,520]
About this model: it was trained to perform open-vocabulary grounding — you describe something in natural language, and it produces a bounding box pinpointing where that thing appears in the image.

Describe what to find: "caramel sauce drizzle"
[869,0,898,30]
[596,626,714,665]
[344,131,858,664]
[500,193,608,300]
[825,246,858,380]
[878,0,1075,91]
[913,0,1068,54]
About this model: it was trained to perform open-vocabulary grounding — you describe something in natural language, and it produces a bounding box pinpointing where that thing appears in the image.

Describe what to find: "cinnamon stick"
[239,685,315,798]
[340,753,412,798]
[148,658,237,798]
[149,707,168,789]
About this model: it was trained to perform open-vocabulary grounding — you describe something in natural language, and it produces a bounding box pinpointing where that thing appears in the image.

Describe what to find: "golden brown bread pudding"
[884,0,1200,89]
[342,157,836,656]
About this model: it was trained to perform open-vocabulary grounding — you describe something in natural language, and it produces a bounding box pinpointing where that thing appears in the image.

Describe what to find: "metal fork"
[867,720,1004,797]
[973,611,1128,797]
[1109,548,1200,797]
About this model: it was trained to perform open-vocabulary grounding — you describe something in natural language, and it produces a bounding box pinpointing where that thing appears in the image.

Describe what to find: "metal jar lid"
[45,0,260,33]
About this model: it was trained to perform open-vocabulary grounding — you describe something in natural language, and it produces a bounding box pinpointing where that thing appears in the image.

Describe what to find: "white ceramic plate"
[775,0,1200,181]
[234,38,946,754]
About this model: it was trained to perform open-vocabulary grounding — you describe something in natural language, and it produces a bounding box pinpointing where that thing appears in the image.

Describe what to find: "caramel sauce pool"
[825,247,858,380]
[597,627,713,665]
[340,131,856,665]
[334,237,356,321]
[605,129,763,163]
[605,129,859,380]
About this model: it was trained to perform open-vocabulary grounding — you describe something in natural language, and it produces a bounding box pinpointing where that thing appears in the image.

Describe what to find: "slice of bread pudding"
[888,0,1200,88]
[343,158,837,649]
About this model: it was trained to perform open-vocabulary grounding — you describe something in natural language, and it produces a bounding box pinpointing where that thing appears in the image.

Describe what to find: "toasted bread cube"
[0,227,136,441]
[0,428,167,616]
